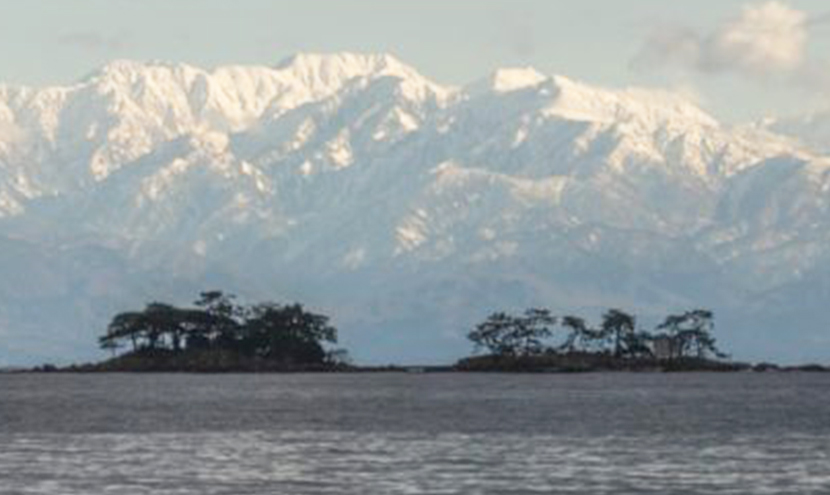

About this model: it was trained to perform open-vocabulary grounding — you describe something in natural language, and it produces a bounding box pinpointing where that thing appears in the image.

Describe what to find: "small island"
[458,307,744,372]
[458,307,828,372]
[77,291,350,372]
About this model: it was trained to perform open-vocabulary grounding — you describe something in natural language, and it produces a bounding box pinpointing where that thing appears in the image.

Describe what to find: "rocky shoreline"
[15,353,830,374]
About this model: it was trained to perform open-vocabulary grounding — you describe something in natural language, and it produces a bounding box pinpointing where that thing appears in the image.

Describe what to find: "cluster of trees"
[99,291,343,366]
[467,308,727,361]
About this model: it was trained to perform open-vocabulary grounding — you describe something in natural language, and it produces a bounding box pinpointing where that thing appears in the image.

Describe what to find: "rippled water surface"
[1,372,829,494]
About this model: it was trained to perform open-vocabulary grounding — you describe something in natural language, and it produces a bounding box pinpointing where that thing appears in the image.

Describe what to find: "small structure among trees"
[463,307,732,371]
[97,291,346,371]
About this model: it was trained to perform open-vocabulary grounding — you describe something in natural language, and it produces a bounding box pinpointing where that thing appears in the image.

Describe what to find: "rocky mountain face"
[0,53,828,365]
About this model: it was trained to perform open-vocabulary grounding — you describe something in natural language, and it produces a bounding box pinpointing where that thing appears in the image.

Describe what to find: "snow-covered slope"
[0,53,827,365]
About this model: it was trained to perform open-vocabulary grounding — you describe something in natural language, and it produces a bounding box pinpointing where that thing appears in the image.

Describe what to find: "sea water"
[1,372,828,494]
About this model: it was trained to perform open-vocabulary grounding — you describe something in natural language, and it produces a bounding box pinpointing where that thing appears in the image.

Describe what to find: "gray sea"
[0,372,829,494]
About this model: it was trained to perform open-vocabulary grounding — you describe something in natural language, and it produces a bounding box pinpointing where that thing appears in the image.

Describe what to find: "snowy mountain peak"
[460,67,718,133]
[274,52,428,88]
[539,75,719,129]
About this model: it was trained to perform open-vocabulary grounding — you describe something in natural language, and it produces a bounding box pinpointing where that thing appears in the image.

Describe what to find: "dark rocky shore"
[455,353,829,373]
[21,350,829,374]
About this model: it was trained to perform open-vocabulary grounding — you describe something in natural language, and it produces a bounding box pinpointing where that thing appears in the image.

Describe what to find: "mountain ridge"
[0,53,828,365]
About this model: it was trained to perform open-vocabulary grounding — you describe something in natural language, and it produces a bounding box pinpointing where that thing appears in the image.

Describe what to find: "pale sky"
[1,0,829,123]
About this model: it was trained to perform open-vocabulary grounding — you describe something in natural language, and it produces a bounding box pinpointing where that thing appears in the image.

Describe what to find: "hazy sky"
[1,0,829,122]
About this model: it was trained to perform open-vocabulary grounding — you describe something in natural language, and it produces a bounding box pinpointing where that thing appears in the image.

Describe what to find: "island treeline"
[460,308,736,371]
[95,291,348,371]
[29,297,827,373]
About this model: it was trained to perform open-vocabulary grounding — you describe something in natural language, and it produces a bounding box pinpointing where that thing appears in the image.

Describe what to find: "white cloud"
[706,2,806,73]
[633,2,808,78]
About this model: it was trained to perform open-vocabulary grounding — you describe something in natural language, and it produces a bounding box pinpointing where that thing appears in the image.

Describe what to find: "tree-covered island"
[457,308,747,372]
[89,291,350,372]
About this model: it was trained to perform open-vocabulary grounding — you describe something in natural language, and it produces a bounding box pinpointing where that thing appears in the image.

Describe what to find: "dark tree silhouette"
[243,302,337,364]
[602,309,636,357]
[99,310,144,352]
[467,306,728,367]
[467,312,520,356]
[194,291,244,349]
[98,292,341,368]
[560,315,588,352]
[467,309,555,357]
[656,309,726,360]
[517,308,556,355]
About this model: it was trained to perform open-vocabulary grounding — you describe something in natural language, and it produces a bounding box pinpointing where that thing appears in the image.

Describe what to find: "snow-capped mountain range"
[0,53,828,365]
